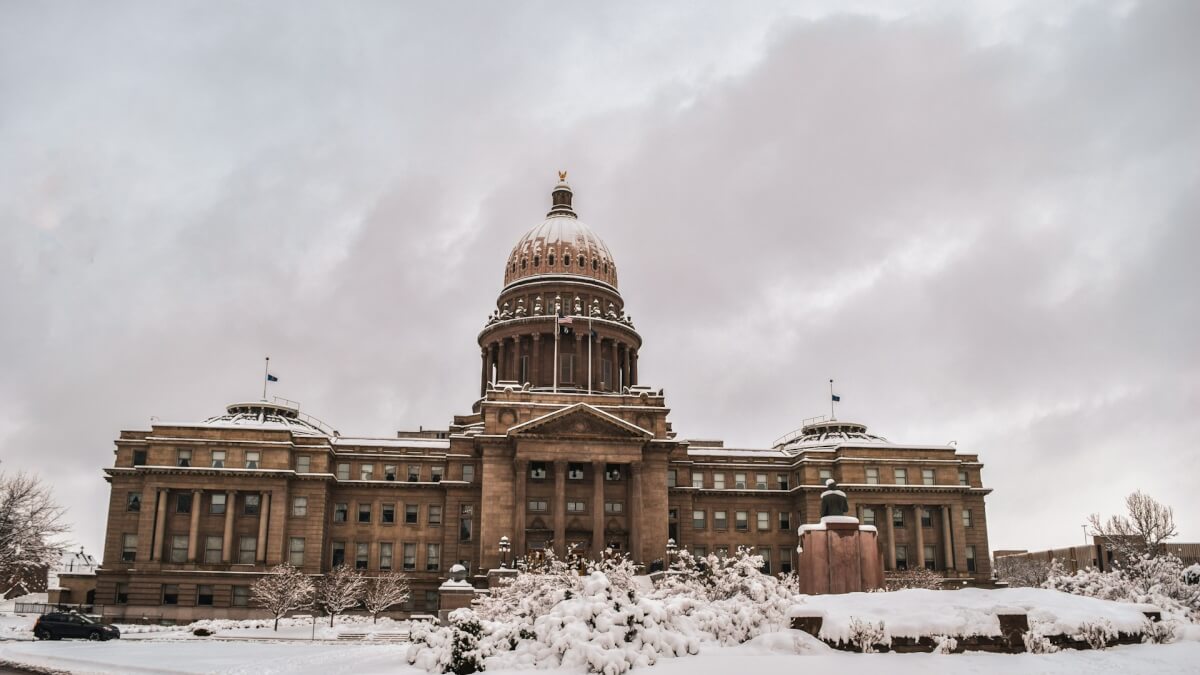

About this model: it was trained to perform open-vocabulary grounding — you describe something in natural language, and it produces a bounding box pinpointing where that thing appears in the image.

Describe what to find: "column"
[913,506,925,570]
[151,489,168,562]
[631,350,638,386]
[497,339,507,382]
[514,461,527,557]
[532,333,542,386]
[574,333,585,388]
[592,461,606,558]
[884,504,896,570]
[222,490,236,563]
[628,463,643,562]
[622,345,631,390]
[609,340,619,391]
[553,461,567,557]
[256,492,271,564]
[942,505,955,571]
[187,489,202,562]
[480,348,489,396]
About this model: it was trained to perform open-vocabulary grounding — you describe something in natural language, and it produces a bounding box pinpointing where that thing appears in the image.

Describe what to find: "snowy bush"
[931,634,957,654]
[1073,618,1115,650]
[1143,618,1179,644]
[1045,553,1200,621]
[1022,630,1059,654]
[846,616,886,653]
[883,568,943,591]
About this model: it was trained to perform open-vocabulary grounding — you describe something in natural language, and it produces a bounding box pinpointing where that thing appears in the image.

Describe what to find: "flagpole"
[263,357,270,401]
[829,379,834,420]
[587,317,593,395]
[553,317,559,393]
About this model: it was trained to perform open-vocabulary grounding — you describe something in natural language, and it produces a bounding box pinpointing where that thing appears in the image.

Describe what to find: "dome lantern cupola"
[548,171,576,218]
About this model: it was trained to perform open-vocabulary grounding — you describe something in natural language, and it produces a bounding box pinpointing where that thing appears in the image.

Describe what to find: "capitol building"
[94,177,994,621]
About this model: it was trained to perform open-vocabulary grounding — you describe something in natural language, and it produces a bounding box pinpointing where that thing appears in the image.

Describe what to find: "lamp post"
[499,535,511,568]
[666,538,677,566]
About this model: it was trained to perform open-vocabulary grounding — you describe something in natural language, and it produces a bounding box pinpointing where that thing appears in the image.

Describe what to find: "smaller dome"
[503,178,619,288]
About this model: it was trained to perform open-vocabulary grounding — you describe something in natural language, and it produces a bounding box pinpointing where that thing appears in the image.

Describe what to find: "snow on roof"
[332,437,451,449]
[685,447,787,458]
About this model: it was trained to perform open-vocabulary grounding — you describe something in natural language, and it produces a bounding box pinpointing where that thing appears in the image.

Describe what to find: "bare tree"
[316,565,367,626]
[993,555,1054,587]
[0,471,68,599]
[250,563,314,631]
[364,570,411,623]
[1087,490,1178,561]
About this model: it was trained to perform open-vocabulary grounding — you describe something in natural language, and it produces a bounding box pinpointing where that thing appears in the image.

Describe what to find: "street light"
[499,535,511,568]
[666,538,677,564]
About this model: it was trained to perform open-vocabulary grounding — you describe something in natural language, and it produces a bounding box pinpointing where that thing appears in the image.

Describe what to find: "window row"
[169,449,263,469]
[330,541,444,572]
[331,503,475,541]
[527,462,624,481]
[889,544,979,572]
[690,509,792,532]
[115,583,443,612]
[526,499,624,514]
[679,471,789,490]
[125,492,261,516]
[334,462,473,483]
[859,507,974,529]
[120,533,259,564]
[863,467,971,487]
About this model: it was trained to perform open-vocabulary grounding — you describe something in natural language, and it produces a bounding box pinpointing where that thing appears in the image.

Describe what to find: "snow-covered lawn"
[2,634,1200,674]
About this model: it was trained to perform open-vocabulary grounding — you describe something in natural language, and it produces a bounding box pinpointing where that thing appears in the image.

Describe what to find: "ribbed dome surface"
[503,179,619,288]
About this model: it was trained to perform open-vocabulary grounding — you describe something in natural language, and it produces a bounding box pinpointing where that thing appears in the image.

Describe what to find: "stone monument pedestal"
[796,516,885,595]
[437,564,479,623]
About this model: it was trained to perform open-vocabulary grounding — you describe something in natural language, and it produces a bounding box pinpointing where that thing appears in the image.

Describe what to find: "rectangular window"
[239,536,256,564]
[232,586,249,607]
[818,468,832,483]
[331,542,345,567]
[431,466,444,482]
[197,585,214,606]
[211,450,225,468]
[894,468,907,485]
[558,353,575,383]
[459,504,474,542]
[405,504,419,524]
[966,545,977,572]
[568,463,585,480]
[776,474,789,490]
[693,545,707,557]
[667,469,677,488]
[170,535,188,563]
[211,493,226,515]
[692,472,704,488]
[755,473,768,490]
[758,547,772,574]
[922,468,935,485]
[121,533,138,562]
[426,544,441,571]
[177,449,191,467]
[176,492,192,514]
[382,503,395,524]
[245,451,260,469]
[292,496,308,517]
[380,542,393,570]
[714,510,728,529]
[757,511,769,531]
[604,501,623,514]
[429,505,443,525]
[408,465,421,482]
[244,494,260,516]
[780,548,793,574]
[132,450,147,466]
[358,503,372,523]
[204,536,222,563]
[462,464,475,483]
[296,455,311,473]
[693,510,706,529]
[356,543,369,570]
[361,464,374,481]
[896,545,908,571]
[605,464,621,481]
[924,545,937,571]
[921,508,932,528]
[733,473,746,489]
[337,463,350,480]
[713,473,726,490]
[333,503,348,523]
[527,499,547,512]
[425,590,439,611]
[735,511,748,531]
[384,464,397,481]
[530,462,547,480]
[115,583,129,604]
[962,509,972,528]
[403,543,416,570]
[892,509,904,527]
[863,507,876,526]
[289,533,304,564]
[866,467,879,484]
[779,511,790,531]
[566,501,586,513]
[162,584,179,605]
[126,492,142,512]
[958,470,969,486]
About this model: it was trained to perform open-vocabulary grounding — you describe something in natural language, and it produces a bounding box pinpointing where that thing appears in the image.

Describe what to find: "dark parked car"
[33,612,120,641]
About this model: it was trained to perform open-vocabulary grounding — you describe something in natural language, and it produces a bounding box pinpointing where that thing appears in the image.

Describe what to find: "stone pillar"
[574,333,585,388]
[151,489,168,562]
[187,489,202,562]
[609,340,619,391]
[256,492,270,564]
[631,350,638,386]
[514,461,527,557]
[884,504,896,570]
[222,490,236,563]
[553,461,567,556]
[480,348,489,397]
[628,463,643,562]
[592,461,606,558]
[532,333,542,386]
[914,506,925,569]
[942,505,955,571]
[622,345,631,390]
[497,339,507,382]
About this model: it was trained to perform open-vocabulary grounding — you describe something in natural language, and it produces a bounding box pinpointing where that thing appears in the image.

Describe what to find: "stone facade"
[94,177,994,622]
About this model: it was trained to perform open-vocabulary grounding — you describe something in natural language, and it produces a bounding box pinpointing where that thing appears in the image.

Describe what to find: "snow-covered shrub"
[1184,563,1200,585]
[846,616,886,653]
[408,610,486,675]
[931,634,957,654]
[1073,619,1115,650]
[1022,630,1059,654]
[1142,618,1179,644]
[1045,553,1199,621]
[884,568,943,591]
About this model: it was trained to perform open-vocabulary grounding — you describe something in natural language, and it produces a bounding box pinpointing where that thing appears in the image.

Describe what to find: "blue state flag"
[266,373,279,382]
[831,394,840,402]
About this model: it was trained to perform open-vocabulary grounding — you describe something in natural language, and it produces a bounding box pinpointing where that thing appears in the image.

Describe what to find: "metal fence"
[12,602,98,615]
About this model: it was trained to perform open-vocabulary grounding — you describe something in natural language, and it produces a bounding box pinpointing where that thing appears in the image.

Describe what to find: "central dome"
[503,178,619,288]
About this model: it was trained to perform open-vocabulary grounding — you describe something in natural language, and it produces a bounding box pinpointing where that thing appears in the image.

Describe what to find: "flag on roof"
[831,393,840,402]
[267,373,279,382]
[557,316,573,325]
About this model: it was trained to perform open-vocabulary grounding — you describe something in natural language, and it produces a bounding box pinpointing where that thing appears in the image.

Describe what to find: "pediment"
[508,403,652,440]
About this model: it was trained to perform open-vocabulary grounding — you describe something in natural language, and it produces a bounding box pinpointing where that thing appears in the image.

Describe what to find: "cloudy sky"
[2,1,1197,559]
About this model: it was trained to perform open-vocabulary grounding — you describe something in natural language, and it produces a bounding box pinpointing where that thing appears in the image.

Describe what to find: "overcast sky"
[2,1,1197,559]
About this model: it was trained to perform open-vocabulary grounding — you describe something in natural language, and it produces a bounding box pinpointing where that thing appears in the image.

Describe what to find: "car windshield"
[73,614,97,624]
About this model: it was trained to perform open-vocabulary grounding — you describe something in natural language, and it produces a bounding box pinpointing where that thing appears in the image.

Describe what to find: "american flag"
[557,315,573,325]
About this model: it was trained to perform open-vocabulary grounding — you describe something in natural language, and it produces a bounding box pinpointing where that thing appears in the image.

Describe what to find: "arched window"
[565,254,572,266]
[511,262,516,273]
[592,259,598,270]
[603,263,608,273]
[549,253,555,266]
[534,255,540,267]
[579,256,585,268]
[521,258,527,270]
